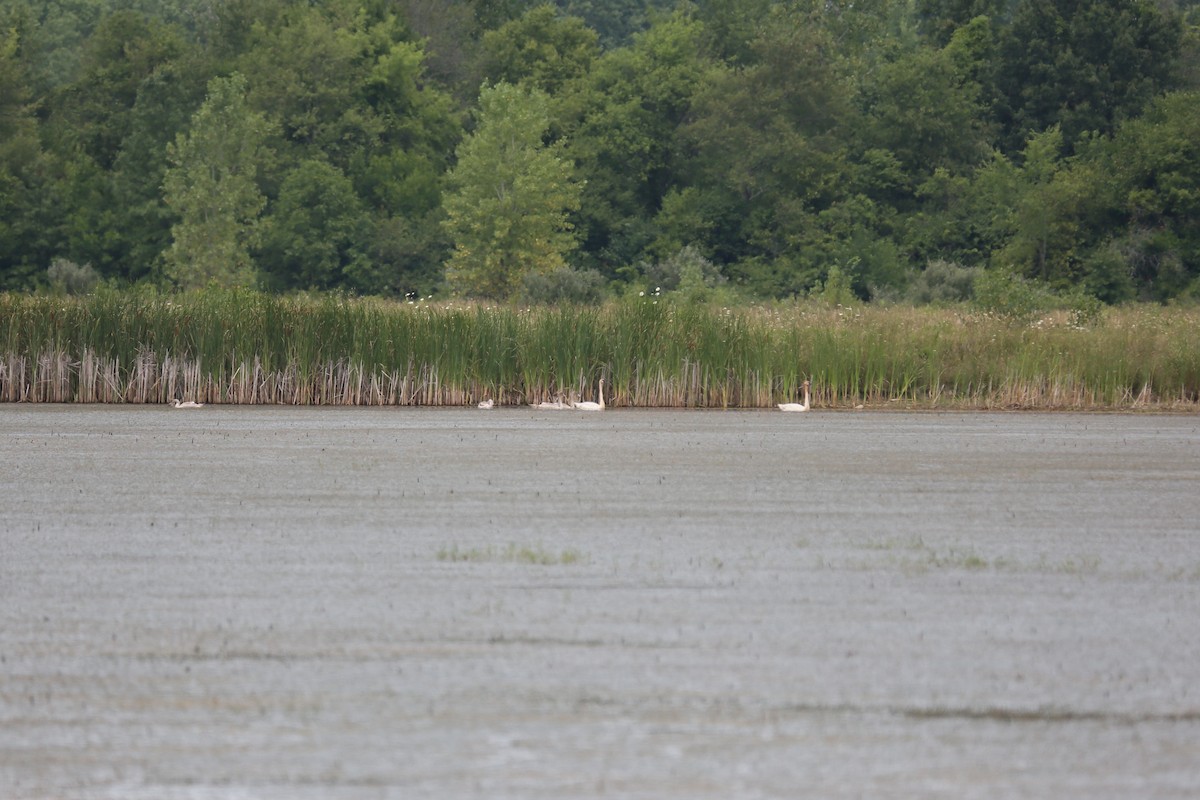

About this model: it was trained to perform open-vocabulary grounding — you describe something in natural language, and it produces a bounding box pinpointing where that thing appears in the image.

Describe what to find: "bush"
[815,261,857,306]
[972,267,1056,321]
[1081,243,1136,305]
[1064,289,1104,327]
[905,260,978,304]
[519,266,607,305]
[46,259,100,295]
[642,247,726,291]
[973,266,1104,325]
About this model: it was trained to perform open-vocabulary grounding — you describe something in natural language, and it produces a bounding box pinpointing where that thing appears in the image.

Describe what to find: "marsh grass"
[854,536,1106,575]
[437,543,585,566]
[1,288,1197,408]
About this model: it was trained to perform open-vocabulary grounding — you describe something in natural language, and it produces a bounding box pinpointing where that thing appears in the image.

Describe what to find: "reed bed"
[1,288,1197,409]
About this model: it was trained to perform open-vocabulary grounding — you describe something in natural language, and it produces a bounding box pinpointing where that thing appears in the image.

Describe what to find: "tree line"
[1,0,1198,303]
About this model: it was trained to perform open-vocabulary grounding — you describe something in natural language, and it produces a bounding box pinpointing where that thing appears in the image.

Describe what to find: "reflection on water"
[3,406,1200,798]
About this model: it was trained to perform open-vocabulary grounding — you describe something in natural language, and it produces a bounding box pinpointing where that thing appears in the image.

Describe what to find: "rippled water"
[2,405,1199,798]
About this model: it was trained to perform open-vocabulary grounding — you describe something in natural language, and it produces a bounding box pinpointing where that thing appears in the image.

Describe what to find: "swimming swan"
[172,399,204,409]
[533,396,569,410]
[778,380,811,412]
[478,398,495,409]
[573,379,606,411]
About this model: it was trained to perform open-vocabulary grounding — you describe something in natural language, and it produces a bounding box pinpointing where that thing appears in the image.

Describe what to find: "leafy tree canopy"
[442,81,581,298]
[0,0,1197,302]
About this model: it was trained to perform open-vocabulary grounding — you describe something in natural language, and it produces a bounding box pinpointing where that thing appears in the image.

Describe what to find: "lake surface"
[2,405,1199,799]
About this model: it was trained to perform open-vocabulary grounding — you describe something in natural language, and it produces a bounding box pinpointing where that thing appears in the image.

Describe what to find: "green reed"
[1,288,1197,408]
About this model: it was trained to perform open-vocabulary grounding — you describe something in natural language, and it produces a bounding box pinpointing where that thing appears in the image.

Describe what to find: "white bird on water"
[478,398,495,409]
[533,395,569,410]
[573,379,606,411]
[778,379,811,412]
[172,399,204,409]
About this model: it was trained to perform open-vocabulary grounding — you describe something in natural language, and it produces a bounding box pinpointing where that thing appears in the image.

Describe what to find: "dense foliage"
[1,0,1198,302]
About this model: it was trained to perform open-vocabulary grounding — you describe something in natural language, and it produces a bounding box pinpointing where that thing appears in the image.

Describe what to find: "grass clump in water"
[437,543,585,566]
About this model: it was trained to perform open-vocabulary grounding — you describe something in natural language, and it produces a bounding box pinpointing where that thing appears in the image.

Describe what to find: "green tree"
[234,6,381,168]
[469,0,539,33]
[228,4,461,296]
[560,12,714,274]
[33,9,195,281]
[394,0,477,92]
[46,10,186,170]
[0,23,47,289]
[903,160,1007,268]
[676,4,856,295]
[4,0,106,94]
[107,57,210,283]
[857,18,993,181]
[162,72,273,289]
[690,0,773,63]
[442,81,581,298]
[917,0,1012,45]
[558,0,671,48]
[989,126,1116,290]
[259,159,370,291]
[477,4,599,94]
[994,0,1184,153]
[991,127,1068,279]
[1098,90,1200,299]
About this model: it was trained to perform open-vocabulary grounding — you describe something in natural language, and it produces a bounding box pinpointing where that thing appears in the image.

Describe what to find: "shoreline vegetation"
[2,289,1197,410]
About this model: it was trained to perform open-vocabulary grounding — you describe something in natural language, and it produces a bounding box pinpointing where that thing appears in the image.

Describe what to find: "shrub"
[642,246,726,294]
[1081,243,1136,305]
[815,261,856,307]
[905,260,978,305]
[46,259,100,295]
[519,266,606,305]
[972,267,1056,321]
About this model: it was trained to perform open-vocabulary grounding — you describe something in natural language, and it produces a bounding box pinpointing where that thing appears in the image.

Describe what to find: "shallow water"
[2,405,1199,798]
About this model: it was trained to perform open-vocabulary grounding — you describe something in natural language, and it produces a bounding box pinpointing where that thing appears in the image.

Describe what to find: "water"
[2,405,1199,798]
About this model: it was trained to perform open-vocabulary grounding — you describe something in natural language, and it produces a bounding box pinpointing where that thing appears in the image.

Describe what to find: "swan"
[778,380,811,412]
[477,398,495,409]
[533,396,568,410]
[573,379,605,411]
[172,398,204,409]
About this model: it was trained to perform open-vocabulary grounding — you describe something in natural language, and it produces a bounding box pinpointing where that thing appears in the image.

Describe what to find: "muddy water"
[2,405,1199,799]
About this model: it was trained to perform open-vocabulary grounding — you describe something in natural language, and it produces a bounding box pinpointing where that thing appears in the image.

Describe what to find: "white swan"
[533,396,569,410]
[172,399,204,409]
[573,379,606,411]
[778,380,811,412]
[477,398,495,409]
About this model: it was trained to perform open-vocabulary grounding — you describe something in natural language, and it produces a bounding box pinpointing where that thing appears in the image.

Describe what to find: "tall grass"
[1,287,1197,408]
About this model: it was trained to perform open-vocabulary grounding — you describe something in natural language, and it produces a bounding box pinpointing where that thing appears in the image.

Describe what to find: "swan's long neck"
[598,380,605,410]
[802,383,810,411]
